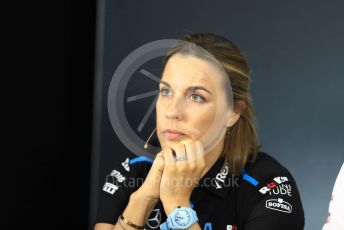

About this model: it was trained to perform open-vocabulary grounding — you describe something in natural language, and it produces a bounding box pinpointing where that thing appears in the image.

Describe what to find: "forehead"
[161,53,224,88]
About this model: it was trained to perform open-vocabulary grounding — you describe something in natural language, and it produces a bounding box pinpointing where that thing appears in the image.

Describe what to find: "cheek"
[155,99,164,130]
[193,110,216,126]
[187,105,216,137]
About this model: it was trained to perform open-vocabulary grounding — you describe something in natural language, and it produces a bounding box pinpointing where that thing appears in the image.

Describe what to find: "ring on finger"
[175,155,187,161]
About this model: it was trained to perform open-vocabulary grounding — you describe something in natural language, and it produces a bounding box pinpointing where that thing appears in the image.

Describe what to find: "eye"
[159,87,171,96]
[159,88,206,103]
[189,94,205,103]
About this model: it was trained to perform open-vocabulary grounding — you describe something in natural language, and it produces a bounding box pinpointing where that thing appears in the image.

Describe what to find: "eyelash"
[159,88,206,103]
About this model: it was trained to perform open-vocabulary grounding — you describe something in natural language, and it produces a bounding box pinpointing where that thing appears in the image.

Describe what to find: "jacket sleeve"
[94,155,139,224]
[244,175,305,230]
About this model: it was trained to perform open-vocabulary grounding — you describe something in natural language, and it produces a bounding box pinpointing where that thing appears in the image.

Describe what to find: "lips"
[163,129,185,135]
[162,129,186,139]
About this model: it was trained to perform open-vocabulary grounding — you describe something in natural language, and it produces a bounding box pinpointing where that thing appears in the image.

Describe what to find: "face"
[156,53,234,153]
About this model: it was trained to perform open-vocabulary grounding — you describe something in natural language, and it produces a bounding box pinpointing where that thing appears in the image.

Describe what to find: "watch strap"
[161,206,198,229]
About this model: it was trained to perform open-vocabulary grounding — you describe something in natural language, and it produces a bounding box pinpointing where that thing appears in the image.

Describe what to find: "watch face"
[174,210,191,227]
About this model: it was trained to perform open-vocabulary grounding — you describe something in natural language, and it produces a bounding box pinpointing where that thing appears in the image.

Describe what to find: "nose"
[165,96,184,120]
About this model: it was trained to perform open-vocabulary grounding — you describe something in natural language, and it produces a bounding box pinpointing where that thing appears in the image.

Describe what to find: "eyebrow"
[159,80,213,96]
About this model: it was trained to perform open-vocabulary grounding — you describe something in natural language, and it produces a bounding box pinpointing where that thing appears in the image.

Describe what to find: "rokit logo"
[259,177,289,194]
[269,184,292,196]
[122,158,130,172]
[215,164,229,189]
[265,198,292,213]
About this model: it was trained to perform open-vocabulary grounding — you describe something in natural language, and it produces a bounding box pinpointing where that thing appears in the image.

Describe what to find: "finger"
[180,140,197,173]
[195,140,205,165]
[180,140,196,163]
[173,142,187,165]
[155,151,163,160]
[154,151,165,168]
[162,147,175,167]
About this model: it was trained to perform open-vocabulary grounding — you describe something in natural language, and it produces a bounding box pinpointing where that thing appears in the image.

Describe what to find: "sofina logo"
[265,198,292,213]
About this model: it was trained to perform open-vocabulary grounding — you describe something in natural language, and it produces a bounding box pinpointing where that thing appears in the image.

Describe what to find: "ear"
[226,100,246,127]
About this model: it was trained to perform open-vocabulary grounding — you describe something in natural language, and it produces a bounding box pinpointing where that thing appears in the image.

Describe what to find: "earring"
[226,127,231,135]
[144,127,156,149]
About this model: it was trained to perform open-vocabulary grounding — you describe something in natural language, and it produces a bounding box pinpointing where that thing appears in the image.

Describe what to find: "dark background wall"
[4,0,95,229]
[4,1,343,230]
[91,1,344,230]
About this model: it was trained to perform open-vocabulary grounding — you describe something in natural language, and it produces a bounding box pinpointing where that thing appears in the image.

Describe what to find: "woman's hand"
[135,151,165,201]
[159,140,206,215]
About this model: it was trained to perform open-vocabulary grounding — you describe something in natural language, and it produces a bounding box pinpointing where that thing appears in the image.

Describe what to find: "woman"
[95,33,305,230]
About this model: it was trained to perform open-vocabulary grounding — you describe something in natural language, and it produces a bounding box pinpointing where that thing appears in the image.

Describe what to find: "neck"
[201,136,225,178]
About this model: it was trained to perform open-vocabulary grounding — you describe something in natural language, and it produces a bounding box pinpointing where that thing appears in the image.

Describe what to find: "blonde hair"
[163,33,261,175]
